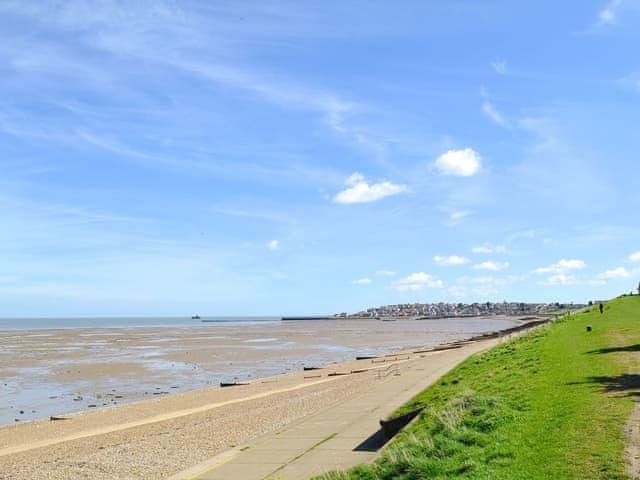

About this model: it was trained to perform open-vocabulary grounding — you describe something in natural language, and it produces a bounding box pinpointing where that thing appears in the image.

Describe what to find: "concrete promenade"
[172,337,503,480]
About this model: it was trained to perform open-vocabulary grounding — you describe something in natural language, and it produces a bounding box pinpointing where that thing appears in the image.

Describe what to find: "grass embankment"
[318,295,640,480]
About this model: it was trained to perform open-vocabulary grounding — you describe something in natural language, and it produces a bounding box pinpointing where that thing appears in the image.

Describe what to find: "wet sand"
[0,317,515,425]
[0,316,524,479]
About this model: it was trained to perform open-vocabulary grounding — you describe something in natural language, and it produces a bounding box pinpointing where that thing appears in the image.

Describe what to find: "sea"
[0,316,281,330]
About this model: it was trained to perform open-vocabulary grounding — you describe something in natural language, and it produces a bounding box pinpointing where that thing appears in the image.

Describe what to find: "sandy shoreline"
[0,316,517,425]
[0,316,537,480]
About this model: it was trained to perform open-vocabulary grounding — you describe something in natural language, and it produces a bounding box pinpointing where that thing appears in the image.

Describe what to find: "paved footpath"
[169,336,505,480]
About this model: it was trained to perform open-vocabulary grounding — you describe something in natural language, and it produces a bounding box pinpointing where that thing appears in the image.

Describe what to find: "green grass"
[316,295,640,480]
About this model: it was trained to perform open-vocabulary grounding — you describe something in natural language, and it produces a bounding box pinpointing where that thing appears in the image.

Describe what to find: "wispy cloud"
[507,229,537,242]
[629,251,640,262]
[212,206,296,225]
[444,210,472,227]
[534,259,586,275]
[598,0,623,25]
[77,130,173,165]
[538,273,579,286]
[434,255,470,266]
[490,59,507,75]
[482,101,507,127]
[597,267,630,279]
[173,58,357,129]
[618,72,640,93]
[0,1,387,179]
[79,129,346,188]
[453,274,521,297]
[472,244,506,254]
[394,272,443,291]
[267,239,280,251]
[474,261,509,272]
[333,173,407,204]
[514,115,616,211]
[353,277,372,285]
[375,270,396,277]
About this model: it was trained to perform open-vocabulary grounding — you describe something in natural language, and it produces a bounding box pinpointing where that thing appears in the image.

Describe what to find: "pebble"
[0,372,373,479]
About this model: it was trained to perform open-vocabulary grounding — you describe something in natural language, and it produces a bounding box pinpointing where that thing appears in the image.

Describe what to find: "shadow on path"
[587,344,640,355]
[353,429,386,452]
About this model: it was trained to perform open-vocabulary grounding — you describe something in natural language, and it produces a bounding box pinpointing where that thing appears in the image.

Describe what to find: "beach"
[0,316,516,425]
[0,316,521,479]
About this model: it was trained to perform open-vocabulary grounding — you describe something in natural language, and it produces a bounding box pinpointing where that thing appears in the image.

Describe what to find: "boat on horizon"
[191,314,201,320]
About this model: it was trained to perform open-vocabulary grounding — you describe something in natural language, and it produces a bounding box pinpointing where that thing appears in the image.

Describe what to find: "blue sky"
[1,1,640,317]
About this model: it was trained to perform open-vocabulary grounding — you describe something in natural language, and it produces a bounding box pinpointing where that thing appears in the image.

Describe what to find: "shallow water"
[0,316,279,330]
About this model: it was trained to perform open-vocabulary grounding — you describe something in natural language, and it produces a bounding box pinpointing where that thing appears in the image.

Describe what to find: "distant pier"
[281,316,330,321]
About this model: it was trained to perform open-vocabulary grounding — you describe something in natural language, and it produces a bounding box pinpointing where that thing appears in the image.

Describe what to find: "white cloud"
[474,261,509,272]
[629,251,640,262]
[534,259,586,275]
[471,244,506,254]
[447,285,467,297]
[458,275,523,286]
[534,258,586,286]
[434,148,482,177]
[267,239,279,250]
[333,172,407,204]
[482,102,507,127]
[345,172,364,184]
[453,274,522,297]
[353,277,372,285]
[538,273,578,286]
[375,270,396,277]
[394,272,443,291]
[491,59,507,75]
[598,0,622,25]
[434,255,470,266]
[597,267,631,279]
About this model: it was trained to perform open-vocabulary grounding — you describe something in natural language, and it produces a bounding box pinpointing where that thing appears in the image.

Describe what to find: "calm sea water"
[0,316,281,330]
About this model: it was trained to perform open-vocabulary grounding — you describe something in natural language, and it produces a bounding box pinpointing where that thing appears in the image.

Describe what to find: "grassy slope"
[317,295,640,480]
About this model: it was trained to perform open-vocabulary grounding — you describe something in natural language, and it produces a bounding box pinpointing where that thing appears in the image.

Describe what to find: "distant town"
[335,301,587,319]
